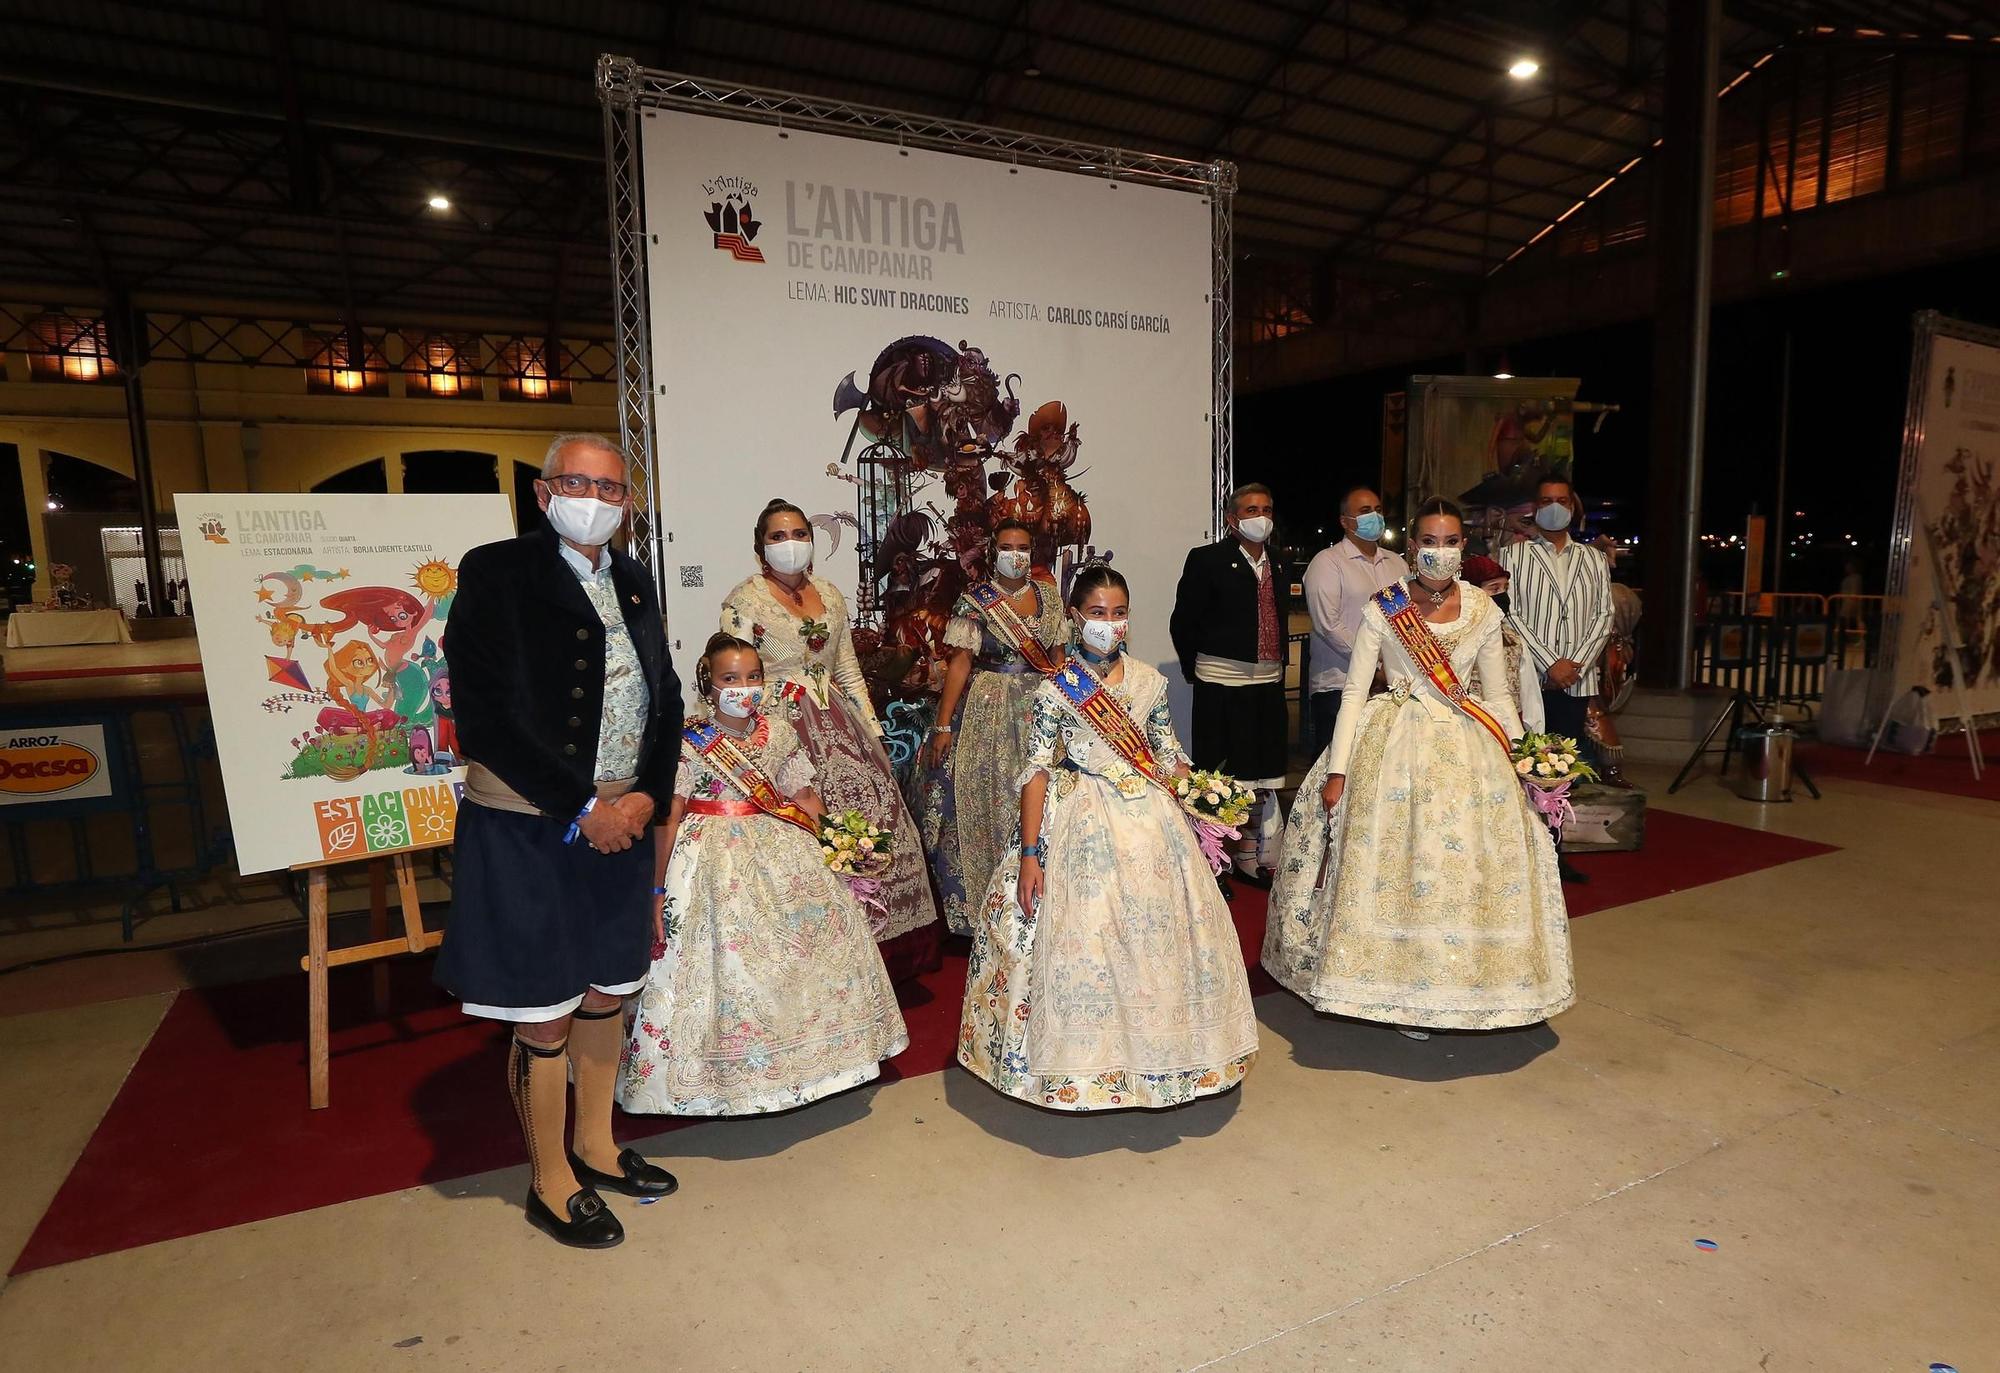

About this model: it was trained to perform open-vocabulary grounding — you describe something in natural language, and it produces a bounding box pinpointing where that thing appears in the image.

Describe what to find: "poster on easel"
[175,493,517,874]
[1885,312,2000,728]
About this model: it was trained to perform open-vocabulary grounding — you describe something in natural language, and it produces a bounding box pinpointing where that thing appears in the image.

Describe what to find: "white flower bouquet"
[1173,768,1256,874]
[1174,768,1257,828]
[1508,732,1598,837]
[1509,732,1600,789]
[818,809,892,879]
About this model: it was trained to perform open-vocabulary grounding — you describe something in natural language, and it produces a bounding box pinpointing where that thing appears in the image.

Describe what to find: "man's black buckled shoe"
[568,1148,679,1198]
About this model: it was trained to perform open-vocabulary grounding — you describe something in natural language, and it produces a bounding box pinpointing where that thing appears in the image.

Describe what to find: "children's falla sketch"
[257,557,461,783]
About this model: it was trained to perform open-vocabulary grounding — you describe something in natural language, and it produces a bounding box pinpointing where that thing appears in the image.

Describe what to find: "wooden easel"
[293,838,450,1109]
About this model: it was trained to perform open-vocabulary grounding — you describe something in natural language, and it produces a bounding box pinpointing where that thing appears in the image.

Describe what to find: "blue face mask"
[1352,511,1386,542]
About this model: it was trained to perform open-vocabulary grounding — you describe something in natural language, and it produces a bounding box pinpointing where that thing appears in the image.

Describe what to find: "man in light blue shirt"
[1302,485,1407,753]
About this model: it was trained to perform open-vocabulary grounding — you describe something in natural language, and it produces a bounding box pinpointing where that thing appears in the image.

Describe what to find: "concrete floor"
[0,761,1994,1372]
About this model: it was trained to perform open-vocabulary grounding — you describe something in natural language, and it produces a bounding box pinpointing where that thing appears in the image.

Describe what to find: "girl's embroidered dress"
[720,573,940,976]
[919,579,1067,934]
[1265,582,1574,1031]
[618,709,907,1115]
[957,655,1259,1110]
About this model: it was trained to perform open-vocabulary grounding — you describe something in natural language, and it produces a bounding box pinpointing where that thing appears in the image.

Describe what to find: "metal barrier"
[1694,603,1862,707]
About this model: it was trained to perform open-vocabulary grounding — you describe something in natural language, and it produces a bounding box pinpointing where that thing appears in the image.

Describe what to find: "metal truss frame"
[594,56,1238,592]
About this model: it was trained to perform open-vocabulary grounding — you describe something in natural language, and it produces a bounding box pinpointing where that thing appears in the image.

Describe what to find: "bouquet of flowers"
[818,809,892,933]
[1509,732,1599,835]
[819,809,891,878]
[1173,768,1257,875]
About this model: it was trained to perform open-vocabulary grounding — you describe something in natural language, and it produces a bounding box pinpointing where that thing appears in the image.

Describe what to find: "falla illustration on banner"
[702,173,765,263]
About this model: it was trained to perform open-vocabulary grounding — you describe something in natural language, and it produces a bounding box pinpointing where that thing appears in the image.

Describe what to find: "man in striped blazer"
[1494,476,1613,770]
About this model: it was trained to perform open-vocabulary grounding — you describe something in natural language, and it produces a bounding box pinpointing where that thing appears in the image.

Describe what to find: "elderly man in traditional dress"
[1170,482,1290,886]
[434,432,683,1249]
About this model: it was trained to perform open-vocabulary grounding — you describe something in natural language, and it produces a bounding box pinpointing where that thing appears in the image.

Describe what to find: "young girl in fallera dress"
[957,565,1260,1110]
[919,518,1067,934]
[1264,499,1573,1039]
[618,634,907,1116]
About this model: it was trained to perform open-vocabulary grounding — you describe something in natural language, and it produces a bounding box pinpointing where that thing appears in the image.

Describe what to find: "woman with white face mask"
[1265,497,1574,1040]
[918,519,1068,934]
[619,633,907,1115]
[719,499,942,982]
[956,564,1260,1111]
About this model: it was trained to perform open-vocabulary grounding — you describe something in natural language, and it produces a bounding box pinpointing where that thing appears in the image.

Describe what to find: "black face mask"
[1492,592,1512,616]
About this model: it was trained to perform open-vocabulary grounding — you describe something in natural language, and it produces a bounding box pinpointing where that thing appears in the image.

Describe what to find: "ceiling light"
[1023,63,1042,78]
[1493,371,1515,379]
[1508,57,1540,79]
[426,194,451,211]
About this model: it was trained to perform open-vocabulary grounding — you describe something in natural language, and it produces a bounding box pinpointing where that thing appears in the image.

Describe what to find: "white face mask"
[1235,515,1273,544]
[544,494,623,547]
[764,538,813,574]
[1076,618,1128,656]
[715,685,762,719]
[994,549,1031,580]
[1416,546,1463,581]
[1534,502,1573,533]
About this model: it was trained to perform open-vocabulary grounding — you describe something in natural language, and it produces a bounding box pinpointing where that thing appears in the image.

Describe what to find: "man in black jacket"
[434,432,683,1249]
[1170,483,1289,886]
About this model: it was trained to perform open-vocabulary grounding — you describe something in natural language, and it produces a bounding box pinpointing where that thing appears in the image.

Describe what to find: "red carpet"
[12,808,1833,1274]
[1800,731,2000,803]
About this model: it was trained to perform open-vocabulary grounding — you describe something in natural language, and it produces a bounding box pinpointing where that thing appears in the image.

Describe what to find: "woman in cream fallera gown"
[1265,499,1574,1034]
[720,500,941,979]
[958,564,1259,1110]
[918,519,1067,935]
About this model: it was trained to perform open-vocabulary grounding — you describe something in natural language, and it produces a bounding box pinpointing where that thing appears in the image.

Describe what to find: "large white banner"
[641,108,1215,706]
[1892,325,2000,723]
[177,493,515,874]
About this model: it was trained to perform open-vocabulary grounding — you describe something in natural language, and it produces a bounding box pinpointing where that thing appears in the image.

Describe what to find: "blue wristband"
[650,885,669,895]
[1021,838,1047,862]
[562,796,598,846]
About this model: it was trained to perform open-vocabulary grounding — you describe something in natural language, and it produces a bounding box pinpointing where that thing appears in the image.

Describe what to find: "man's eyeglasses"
[544,473,629,501]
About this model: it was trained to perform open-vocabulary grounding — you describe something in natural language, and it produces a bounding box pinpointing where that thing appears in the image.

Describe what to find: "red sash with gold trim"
[682,719,819,836]
[964,580,1062,675]
[1048,658,1178,795]
[1373,582,1512,755]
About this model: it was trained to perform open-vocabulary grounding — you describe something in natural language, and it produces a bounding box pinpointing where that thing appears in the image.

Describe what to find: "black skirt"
[434,801,655,1011]
[1190,679,1289,781]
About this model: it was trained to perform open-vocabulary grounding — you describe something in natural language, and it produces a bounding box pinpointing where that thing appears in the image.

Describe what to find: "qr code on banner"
[679,566,703,588]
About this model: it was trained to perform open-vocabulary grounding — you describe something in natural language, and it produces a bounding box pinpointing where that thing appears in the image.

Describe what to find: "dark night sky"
[1238,248,2000,596]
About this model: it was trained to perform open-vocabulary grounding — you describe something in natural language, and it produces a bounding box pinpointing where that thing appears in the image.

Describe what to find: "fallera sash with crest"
[681,718,820,836]
[1048,657,1178,797]
[1372,582,1512,755]
[964,579,1062,675]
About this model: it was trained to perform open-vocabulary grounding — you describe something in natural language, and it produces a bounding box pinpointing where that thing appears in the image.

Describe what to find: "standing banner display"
[636,103,1218,701]
[175,493,516,874]
[1885,312,2000,727]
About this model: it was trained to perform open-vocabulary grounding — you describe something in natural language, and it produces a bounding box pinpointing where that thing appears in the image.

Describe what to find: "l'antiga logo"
[702,175,765,264]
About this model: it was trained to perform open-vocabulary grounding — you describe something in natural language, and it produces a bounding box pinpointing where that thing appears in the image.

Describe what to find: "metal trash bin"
[1732,724,1795,802]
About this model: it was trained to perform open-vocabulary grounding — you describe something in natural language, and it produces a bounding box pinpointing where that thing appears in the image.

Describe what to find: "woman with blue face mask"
[1267,497,1574,1041]
[619,633,908,1116]
[956,563,1260,1111]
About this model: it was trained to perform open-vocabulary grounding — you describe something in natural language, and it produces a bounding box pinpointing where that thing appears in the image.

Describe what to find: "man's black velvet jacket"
[444,523,683,823]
